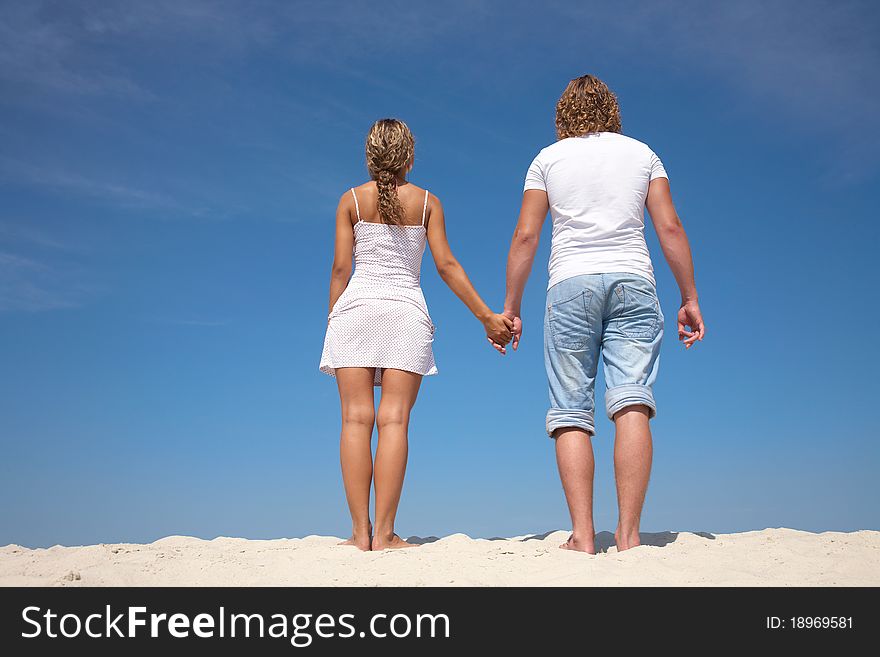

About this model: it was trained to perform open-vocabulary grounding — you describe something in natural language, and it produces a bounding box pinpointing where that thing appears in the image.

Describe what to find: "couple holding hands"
[320,74,705,553]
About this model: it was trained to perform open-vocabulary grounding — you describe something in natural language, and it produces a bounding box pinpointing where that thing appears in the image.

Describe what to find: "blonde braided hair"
[555,74,622,140]
[365,118,415,225]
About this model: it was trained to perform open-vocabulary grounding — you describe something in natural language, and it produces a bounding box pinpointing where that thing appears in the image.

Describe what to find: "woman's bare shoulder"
[349,181,377,200]
[343,182,377,212]
[402,182,438,203]
[352,181,376,192]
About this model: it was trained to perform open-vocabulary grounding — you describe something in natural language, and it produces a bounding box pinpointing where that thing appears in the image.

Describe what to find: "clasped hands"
[484,309,522,356]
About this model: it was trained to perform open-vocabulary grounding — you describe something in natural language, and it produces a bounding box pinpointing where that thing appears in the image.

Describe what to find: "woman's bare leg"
[372,368,421,550]
[335,367,376,551]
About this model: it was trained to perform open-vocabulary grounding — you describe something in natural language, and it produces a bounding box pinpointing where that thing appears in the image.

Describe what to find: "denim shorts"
[543,272,663,437]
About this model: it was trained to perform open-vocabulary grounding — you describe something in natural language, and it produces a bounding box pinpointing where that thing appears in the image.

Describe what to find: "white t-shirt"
[524,131,668,289]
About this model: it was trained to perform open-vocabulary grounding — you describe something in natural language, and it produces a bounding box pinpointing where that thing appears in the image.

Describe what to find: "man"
[498,74,705,554]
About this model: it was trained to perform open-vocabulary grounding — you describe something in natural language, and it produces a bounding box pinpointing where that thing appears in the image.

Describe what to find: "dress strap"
[421,189,429,227]
[350,188,361,222]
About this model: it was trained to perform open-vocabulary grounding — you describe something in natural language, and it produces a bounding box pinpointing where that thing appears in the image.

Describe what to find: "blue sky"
[1,1,878,547]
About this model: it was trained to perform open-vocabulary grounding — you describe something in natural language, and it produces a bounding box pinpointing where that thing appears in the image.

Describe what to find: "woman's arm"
[327,193,355,315]
[425,194,513,346]
[645,177,705,348]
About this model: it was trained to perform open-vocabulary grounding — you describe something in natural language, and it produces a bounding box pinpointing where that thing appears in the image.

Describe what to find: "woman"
[320,118,513,551]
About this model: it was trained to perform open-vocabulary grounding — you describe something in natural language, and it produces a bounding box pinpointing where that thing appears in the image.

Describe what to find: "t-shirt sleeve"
[523,153,546,192]
[649,151,668,181]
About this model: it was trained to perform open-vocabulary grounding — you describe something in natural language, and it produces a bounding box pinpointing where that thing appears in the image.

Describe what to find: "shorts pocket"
[618,283,660,339]
[548,290,592,350]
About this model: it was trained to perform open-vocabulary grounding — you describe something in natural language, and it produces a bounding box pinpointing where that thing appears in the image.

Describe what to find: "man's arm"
[502,189,549,350]
[645,177,705,348]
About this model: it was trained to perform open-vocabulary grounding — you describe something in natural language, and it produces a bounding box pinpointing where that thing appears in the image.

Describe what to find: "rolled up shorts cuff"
[546,409,595,438]
[605,384,657,420]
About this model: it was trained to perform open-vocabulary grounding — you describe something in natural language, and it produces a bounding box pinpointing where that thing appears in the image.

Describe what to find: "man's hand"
[502,309,522,350]
[483,313,514,352]
[678,300,705,349]
[487,310,522,355]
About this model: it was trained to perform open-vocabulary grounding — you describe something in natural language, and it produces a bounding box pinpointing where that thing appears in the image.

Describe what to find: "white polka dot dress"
[320,188,438,386]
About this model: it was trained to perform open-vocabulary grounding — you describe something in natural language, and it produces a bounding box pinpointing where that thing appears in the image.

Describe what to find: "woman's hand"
[487,311,521,355]
[483,313,514,350]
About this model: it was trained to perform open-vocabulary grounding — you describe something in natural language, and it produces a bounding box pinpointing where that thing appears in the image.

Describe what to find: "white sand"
[1,528,877,586]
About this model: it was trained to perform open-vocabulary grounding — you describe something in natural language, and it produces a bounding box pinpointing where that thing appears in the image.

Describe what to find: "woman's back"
[349,182,430,288]
[349,181,429,227]
[322,179,436,387]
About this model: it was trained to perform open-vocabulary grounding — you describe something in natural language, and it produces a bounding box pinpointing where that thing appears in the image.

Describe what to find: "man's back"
[524,131,667,288]
[503,73,704,555]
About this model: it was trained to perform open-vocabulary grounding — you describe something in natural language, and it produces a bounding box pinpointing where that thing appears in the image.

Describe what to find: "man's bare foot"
[559,533,595,554]
[614,528,641,552]
[371,533,419,551]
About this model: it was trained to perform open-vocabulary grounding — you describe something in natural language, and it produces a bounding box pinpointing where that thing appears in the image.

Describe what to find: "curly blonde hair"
[555,74,622,140]
[365,118,415,225]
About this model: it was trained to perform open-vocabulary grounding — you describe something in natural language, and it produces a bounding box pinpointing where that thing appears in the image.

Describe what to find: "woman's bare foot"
[559,532,595,554]
[338,535,371,551]
[338,524,372,551]
[371,533,419,551]
[614,527,641,552]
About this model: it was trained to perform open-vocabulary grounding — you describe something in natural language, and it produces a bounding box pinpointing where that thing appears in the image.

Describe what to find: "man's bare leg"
[554,427,596,554]
[613,406,653,551]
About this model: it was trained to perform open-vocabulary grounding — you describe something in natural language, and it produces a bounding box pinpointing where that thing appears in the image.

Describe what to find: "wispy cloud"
[2,0,876,215]
[554,0,880,181]
[0,3,151,99]
[0,156,218,217]
[0,158,167,207]
[0,0,486,102]
[0,221,83,252]
[0,218,101,313]
[0,250,99,313]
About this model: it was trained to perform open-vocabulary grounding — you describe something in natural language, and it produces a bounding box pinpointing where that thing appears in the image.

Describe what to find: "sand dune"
[1,528,877,586]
